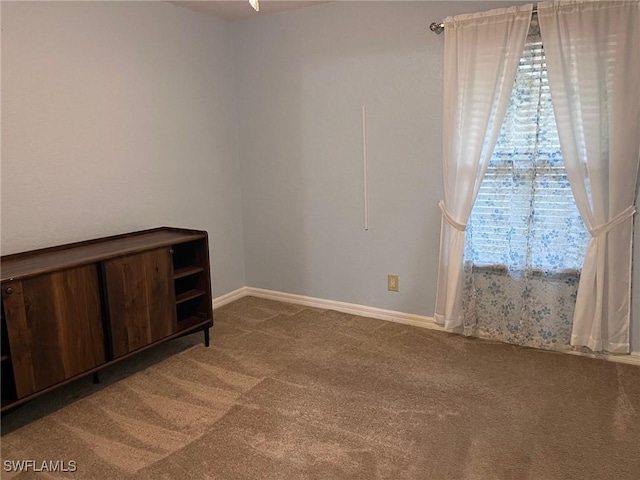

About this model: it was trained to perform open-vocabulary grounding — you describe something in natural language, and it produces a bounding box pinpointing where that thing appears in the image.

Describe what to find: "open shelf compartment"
[171,239,212,332]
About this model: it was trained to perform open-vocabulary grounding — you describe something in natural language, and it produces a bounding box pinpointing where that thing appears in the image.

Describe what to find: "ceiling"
[170,1,329,22]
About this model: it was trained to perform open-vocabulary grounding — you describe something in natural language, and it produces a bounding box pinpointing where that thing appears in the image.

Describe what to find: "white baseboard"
[212,286,640,367]
[562,350,640,366]
[245,287,445,331]
[212,286,248,309]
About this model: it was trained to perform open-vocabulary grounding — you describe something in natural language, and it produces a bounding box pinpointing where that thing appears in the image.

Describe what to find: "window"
[466,23,589,276]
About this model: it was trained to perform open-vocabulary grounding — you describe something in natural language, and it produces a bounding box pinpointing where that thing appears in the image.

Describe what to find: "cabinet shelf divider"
[173,266,204,280]
[175,289,206,304]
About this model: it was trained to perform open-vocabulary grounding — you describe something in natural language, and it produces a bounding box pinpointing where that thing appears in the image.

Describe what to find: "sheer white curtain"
[435,5,532,331]
[539,1,640,353]
[462,21,590,350]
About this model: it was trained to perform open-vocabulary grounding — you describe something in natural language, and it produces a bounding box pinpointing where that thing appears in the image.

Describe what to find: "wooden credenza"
[0,227,213,412]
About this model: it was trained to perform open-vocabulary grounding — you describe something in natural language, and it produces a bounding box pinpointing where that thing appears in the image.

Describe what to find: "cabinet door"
[2,265,106,399]
[104,247,177,358]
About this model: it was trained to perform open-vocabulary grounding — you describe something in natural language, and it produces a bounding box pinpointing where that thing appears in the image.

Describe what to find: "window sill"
[470,263,580,279]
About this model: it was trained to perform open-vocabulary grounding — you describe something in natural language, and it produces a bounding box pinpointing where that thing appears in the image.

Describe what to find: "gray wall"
[234,1,516,313]
[2,1,638,352]
[1,1,247,296]
[234,0,639,352]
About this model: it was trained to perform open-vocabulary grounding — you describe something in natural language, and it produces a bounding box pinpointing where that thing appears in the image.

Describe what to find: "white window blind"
[467,25,590,276]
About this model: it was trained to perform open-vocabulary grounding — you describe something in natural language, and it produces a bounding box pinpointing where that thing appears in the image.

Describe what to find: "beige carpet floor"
[1,296,639,479]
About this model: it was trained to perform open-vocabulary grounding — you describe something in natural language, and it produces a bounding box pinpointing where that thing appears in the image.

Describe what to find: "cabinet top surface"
[1,228,207,281]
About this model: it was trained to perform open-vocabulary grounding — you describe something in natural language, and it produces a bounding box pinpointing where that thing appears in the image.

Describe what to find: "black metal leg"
[93,372,100,384]
[204,327,210,347]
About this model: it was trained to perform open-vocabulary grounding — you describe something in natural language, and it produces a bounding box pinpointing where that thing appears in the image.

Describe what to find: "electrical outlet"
[388,275,399,292]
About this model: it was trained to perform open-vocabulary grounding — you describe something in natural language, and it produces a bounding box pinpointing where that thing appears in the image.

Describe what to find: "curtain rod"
[430,7,538,34]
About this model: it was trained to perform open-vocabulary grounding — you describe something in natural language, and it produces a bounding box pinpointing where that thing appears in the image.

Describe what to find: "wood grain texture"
[1,228,206,281]
[105,248,177,358]
[1,228,211,410]
[2,265,106,399]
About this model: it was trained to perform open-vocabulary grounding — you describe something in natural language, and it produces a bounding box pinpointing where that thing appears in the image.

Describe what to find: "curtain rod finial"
[430,22,444,34]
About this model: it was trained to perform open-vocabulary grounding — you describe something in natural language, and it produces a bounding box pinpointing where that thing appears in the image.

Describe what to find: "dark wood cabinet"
[2,265,106,398]
[104,247,177,358]
[0,227,213,412]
